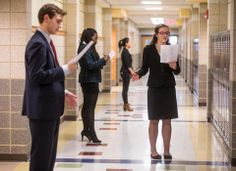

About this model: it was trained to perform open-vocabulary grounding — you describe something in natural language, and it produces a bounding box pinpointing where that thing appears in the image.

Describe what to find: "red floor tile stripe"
[79,152,102,156]
[118,115,131,117]
[103,123,120,125]
[105,112,119,114]
[99,128,117,130]
[131,116,143,118]
[106,169,132,171]
[86,143,108,146]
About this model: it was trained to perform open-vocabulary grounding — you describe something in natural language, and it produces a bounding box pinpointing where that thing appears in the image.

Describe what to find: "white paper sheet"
[160,44,179,63]
[69,41,94,64]
[108,50,116,60]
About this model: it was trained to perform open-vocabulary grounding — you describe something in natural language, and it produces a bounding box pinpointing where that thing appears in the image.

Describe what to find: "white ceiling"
[102,0,193,28]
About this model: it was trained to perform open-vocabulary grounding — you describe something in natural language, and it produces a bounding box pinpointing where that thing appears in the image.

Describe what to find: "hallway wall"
[177,1,236,165]
[128,20,141,70]
[0,0,32,160]
[0,0,141,160]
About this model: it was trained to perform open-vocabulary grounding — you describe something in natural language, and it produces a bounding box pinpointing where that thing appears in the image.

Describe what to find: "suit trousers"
[29,119,60,171]
[81,83,99,135]
[121,72,131,103]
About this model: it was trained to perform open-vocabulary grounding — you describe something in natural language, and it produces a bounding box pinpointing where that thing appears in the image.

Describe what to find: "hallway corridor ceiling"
[104,0,194,28]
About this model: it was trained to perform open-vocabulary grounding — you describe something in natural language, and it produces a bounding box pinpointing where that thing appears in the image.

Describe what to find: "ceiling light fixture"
[145,7,163,10]
[141,1,162,5]
[150,17,164,25]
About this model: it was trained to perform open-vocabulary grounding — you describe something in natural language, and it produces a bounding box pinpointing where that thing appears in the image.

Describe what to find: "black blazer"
[120,48,133,73]
[137,44,180,87]
[22,30,65,120]
[78,44,106,83]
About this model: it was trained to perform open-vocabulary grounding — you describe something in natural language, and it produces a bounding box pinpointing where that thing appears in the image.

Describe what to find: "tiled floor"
[1,76,236,171]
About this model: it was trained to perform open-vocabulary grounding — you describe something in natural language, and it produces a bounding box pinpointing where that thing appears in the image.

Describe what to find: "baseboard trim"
[231,158,236,166]
[198,102,206,106]
[101,89,110,93]
[0,154,28,161]
[63,115,78,121]
[207,116,212,123]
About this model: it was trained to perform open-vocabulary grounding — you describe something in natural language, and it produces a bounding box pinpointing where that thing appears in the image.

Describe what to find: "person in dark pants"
[119,37,136,111]
[134,24,180,160]
[22,4,78,171]
[78,28,109,143]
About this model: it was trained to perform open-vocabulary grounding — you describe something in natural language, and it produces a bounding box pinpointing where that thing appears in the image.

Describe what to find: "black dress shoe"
[163,154,172,160]
[150,154,162,159]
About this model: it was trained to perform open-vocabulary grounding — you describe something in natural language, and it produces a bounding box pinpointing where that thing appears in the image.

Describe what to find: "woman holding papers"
[135,24,180,160]
[78,28,109,143]
[119,37,136,112]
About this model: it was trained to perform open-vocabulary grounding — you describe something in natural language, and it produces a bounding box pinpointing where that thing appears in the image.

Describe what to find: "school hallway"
[0,75,233,171]
[1,0,236,170]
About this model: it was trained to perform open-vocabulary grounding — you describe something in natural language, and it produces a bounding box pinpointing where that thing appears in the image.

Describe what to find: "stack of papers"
[160,44,179,63]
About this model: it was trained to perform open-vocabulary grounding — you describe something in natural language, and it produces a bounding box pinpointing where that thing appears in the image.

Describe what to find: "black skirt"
[148,87,178,120]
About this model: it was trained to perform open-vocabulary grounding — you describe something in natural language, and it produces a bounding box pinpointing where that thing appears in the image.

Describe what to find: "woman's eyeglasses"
[158,31,170,36]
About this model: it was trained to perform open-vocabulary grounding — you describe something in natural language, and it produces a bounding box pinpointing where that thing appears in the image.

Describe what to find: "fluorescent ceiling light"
[141,1,162,5]
[145,7,163,10]
[151,17,164,25]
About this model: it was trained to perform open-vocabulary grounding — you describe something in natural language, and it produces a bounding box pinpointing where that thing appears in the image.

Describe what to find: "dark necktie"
[50,40,59,65]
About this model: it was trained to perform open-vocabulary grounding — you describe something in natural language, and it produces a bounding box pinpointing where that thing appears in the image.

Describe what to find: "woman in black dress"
[118,37,136,111]
[78,28,109,143]
[135,24,180,159]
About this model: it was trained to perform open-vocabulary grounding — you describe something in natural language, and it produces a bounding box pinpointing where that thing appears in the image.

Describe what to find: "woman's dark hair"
[118,37,129,51]
[80,28,97,45]
[38,4,67,24]
[78,28,99,57]
[150,24,170,45]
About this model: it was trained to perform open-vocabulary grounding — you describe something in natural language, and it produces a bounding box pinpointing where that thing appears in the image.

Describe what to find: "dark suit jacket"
[78,44,106,83]
[22,30,65,120]
[137,44,180,87]
[120,48,133,73]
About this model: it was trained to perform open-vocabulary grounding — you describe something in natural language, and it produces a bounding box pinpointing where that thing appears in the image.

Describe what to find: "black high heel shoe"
[90,130,102,143]
[81,130,91,142]
[91,137,102,143]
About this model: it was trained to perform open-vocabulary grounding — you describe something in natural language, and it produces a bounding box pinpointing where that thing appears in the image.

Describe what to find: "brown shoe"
[123,103,133,112]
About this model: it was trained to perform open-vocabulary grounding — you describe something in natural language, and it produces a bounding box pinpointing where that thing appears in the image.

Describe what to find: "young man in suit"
[22,4,78,171]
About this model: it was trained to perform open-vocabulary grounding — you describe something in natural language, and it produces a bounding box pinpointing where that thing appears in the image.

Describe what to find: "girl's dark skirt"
[148,86,178,120]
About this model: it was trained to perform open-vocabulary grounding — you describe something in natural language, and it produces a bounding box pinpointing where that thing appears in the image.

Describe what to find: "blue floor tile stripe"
[56,158,229,166]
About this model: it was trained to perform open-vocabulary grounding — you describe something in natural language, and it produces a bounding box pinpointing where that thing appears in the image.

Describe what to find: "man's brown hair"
[38,4,67,24]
